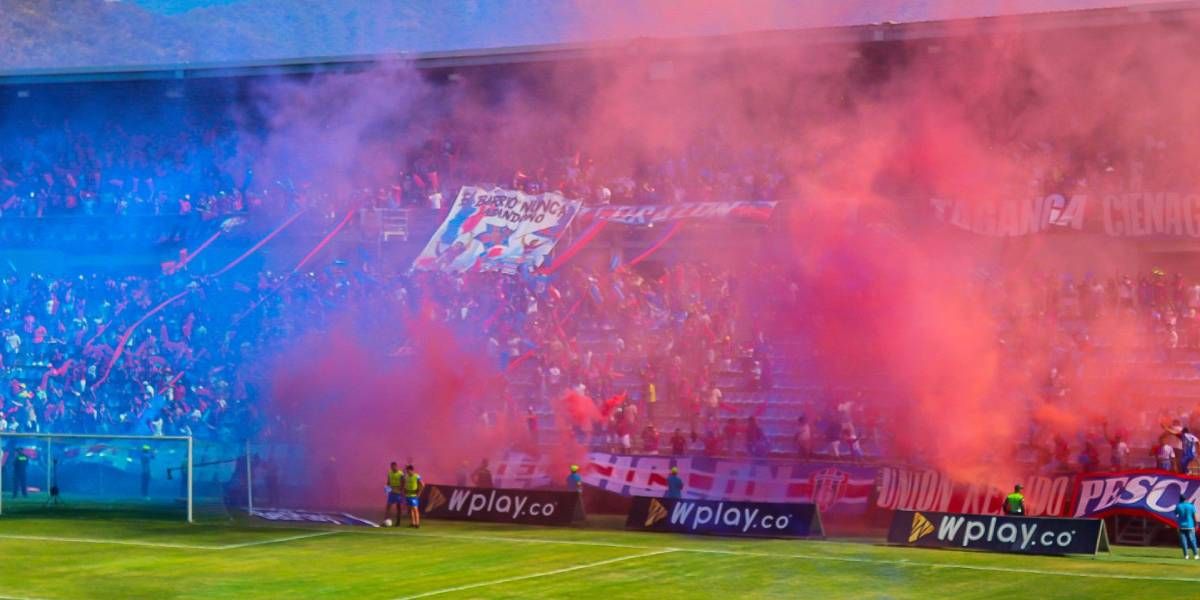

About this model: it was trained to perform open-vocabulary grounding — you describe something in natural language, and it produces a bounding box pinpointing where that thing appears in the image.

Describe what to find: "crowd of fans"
[2,97,1196,471]
[1,96,787,221]
[982,268,1200,473]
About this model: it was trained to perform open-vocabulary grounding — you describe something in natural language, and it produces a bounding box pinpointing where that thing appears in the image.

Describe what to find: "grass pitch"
[0,510,1196,599]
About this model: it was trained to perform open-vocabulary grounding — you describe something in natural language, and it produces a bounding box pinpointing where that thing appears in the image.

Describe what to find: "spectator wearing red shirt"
[670,428,688,455]
[641,423,659,454]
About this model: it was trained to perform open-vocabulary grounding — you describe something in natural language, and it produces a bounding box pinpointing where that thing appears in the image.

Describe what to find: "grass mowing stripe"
[0,530,339,552]
[682,547,1200,583]
[333,528,1200,583]
[219,531,340,549]
[0,533,219,550]
[393,549,678,599]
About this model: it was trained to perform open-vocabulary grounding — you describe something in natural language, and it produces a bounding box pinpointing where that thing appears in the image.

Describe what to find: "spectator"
[795,416,812,458]
[472,459,494,488]
[641,423,660,454]
[1180,428,1199,474]
[1158,437,1177,471]
[670,428,688,456]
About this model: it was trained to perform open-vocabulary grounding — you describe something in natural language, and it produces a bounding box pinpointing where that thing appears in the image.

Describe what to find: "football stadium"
[5,0,1200,597]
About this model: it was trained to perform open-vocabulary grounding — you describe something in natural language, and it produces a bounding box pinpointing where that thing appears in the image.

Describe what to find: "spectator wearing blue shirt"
[1176,498,1198,559]
[665,467,684,499]
[567,465,583,493]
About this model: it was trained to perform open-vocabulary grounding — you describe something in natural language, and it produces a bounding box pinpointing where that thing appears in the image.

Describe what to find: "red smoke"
[247,5,1200,496]
[266,313,514,509]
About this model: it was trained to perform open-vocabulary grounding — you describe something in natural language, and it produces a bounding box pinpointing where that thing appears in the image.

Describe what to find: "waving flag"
[413,186,581,274]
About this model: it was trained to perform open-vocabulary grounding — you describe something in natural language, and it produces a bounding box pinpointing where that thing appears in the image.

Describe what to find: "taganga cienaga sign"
[932,191,1200,238]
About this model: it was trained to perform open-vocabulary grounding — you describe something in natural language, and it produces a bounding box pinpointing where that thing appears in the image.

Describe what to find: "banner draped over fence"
[493,452,875,515]
[413,186,581,273]
[584,201,777,225]
[874,467,1072,517]
[1072,469,1200,526]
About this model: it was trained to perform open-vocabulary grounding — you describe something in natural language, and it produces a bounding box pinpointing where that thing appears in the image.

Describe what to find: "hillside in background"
[1,0,1174,73]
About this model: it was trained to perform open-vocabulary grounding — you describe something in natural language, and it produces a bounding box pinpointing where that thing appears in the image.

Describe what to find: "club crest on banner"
[810,468,850,512]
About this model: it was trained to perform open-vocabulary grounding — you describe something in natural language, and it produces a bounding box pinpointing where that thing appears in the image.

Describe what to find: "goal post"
[0,433,255,523]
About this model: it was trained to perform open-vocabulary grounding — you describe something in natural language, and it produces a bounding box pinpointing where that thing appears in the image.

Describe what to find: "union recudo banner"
[875,466,1072,517]
[626,496,823,539]
[419,484,584,526]
[888,510,1109,556]
[413,186,581,273]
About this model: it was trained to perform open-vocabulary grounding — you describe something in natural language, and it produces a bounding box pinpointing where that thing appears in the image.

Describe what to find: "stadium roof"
[2,0,1198,82]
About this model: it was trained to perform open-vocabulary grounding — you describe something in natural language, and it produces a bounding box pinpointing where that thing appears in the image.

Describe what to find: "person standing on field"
[1177,497,1198,559]
[404,464,423,528]
[384,462,404,526]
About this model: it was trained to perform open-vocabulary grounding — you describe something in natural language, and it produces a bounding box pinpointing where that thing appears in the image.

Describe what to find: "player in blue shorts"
[404,464,423,528]
[384,462,405,526]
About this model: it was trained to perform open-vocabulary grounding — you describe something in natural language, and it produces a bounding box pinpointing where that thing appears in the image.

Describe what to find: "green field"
[0,511,1197,599]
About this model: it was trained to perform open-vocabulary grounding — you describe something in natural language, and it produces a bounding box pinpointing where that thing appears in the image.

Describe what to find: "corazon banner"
[413,186,581,273]
[931,190,1200,238]
[1073,469,1200,526]
[583,201,776,225]
[419,484,584,526]
[626,496,823,539]
[492,452,876,516]
[875,467,1072,517]
[888,510,1109,556]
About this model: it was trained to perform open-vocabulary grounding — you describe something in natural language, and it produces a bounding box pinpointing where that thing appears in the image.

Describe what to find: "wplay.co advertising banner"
[888,510,1109,556]
[419,484,583,526]
[626,496,824,539]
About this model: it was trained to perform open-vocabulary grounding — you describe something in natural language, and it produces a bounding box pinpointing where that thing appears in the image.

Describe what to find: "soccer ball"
[382,519,393,527]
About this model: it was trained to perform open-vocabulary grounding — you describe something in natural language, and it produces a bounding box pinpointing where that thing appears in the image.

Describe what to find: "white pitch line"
[394,549,677,599]
[220,530,340,549]
[354,528,652,550]
[331,528,1200,584]
[0,533,219,551]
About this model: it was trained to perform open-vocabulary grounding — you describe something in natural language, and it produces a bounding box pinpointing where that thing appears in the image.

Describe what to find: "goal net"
[0,433,254,522]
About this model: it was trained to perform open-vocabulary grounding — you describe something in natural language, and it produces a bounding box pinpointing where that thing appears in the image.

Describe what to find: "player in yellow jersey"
[384,462,405,526]
[404,464,424,528]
